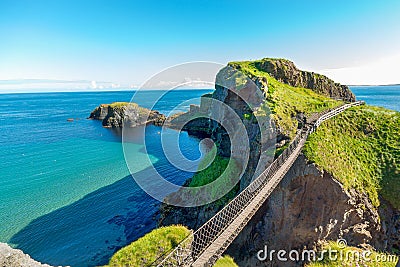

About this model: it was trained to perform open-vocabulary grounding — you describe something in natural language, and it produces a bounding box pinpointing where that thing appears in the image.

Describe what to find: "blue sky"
[1,0,400,90]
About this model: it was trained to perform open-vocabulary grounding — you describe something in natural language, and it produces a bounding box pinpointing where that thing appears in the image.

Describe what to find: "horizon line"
[0,88,215,95]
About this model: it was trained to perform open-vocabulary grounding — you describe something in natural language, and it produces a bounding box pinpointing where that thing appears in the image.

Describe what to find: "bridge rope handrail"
[153,101,365,267]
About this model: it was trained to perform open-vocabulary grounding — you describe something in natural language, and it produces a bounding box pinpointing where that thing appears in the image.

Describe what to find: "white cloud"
[0,79,135,93]
[318,53,400,85]
[90,80,97,89]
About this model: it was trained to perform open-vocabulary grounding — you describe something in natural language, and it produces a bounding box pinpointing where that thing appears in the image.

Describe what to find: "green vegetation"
[108,102,131,108]
[106,102,150,117]
[275,142,290,158]
[304,105,400,208]
[188,146,242,205]
[107,224,239,267]
[213,255,239,267]
[105,59,400,267]
[228,60,342,138]
[230,59,400,209]
[188,145,219,187]
[107,102,148,113]
[107,225,190,267]
[243,112,252,120]
[306,241,399,267]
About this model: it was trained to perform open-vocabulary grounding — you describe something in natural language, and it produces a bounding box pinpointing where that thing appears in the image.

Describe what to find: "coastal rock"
[0,243,58,267]
[159,154,399,266]
[88,102,166,128]
[165,94,213,137]
[224,154,389,266]
[232,58,356,102]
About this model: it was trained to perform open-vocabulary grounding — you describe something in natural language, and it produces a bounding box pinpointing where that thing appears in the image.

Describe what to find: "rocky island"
[88,102,166,128]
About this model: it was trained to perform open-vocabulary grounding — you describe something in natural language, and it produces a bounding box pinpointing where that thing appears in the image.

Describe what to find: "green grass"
[304,105,400,209]
[213,255,239,267]
[106,102,150,117]
[230,59,400,209]
[108,102,131,108]
[188,145,242,205]
[306,241,399,267]
[228,60,342,138]
[107,225,190,267]
[275,142,290,158]
[188,146,219,187]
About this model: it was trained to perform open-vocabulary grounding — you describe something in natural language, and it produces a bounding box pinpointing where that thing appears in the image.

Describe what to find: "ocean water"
[351,85,400,111]
[0,90,212,266]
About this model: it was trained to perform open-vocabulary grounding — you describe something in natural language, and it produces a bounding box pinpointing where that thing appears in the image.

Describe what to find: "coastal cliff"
[158,58,399,266]
[225,154,399,266]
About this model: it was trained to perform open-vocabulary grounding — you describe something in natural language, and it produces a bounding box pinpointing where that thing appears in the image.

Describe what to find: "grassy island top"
[228,60,342,138]
[101,102,142,109]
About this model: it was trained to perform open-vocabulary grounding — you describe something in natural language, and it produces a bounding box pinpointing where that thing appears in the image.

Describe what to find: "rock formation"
[88,102,166,128]
[225,155,399,266]
[0,243,58,267]
[231,58,356,102]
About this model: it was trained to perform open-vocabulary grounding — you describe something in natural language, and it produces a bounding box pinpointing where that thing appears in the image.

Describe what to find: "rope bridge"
[154,101,365,267]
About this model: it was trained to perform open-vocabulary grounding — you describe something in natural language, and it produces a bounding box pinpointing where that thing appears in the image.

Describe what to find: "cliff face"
[160,154,399,266]
[225,154,399,266]
[241,58,356,102]
[159,177,230,230]
[159,83,268,227]
[89,102,166,128]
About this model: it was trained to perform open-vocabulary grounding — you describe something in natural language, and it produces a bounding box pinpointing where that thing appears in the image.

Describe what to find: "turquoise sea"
[0,86,399,266]
[0,90,212,266]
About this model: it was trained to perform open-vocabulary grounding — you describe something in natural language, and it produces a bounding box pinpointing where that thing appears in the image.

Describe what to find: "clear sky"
[1,0,400,91]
